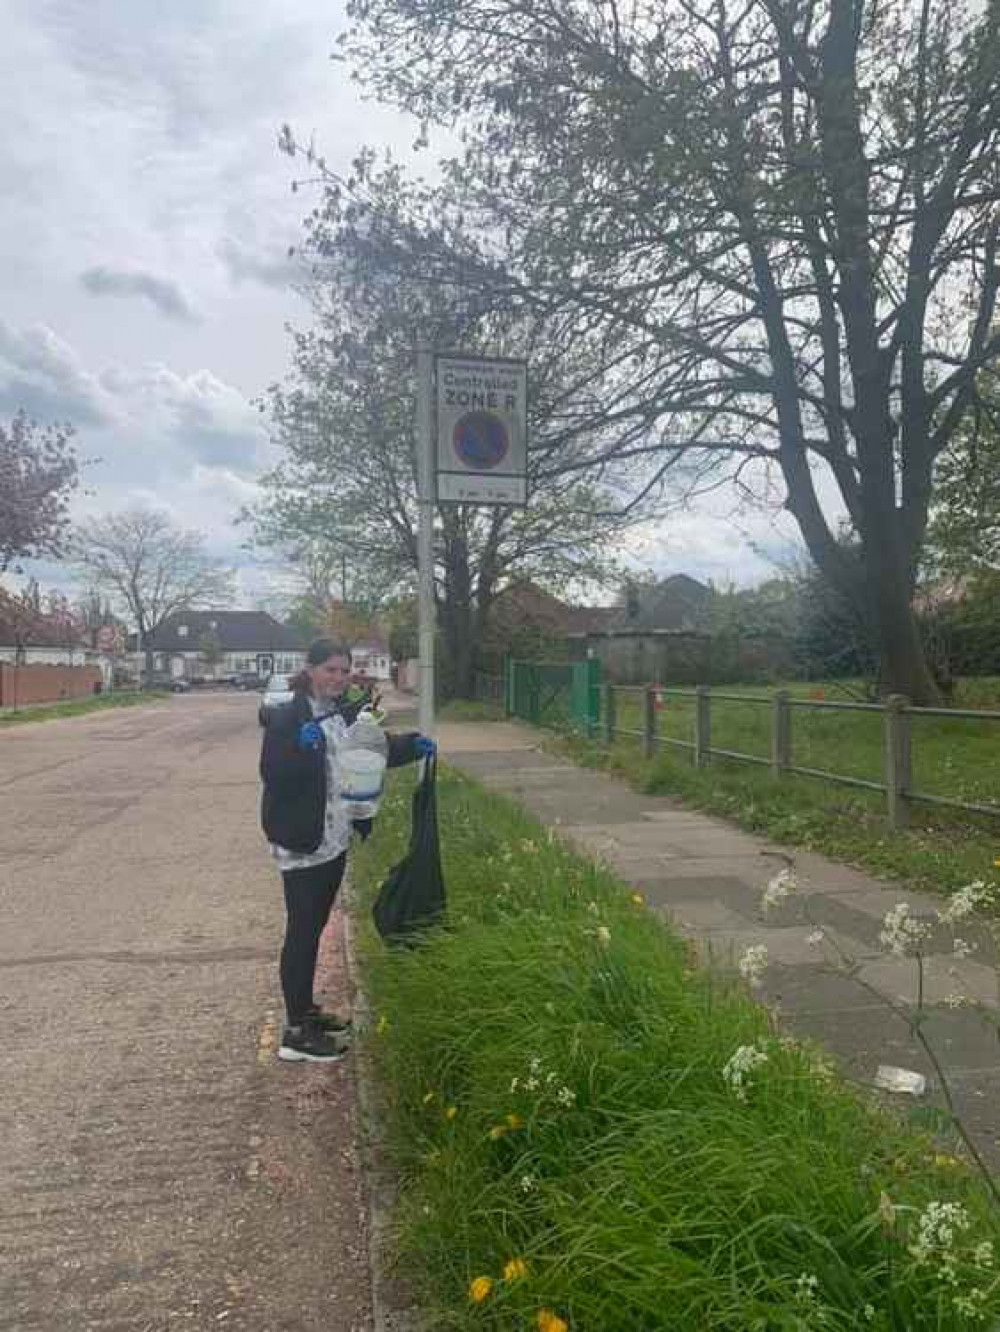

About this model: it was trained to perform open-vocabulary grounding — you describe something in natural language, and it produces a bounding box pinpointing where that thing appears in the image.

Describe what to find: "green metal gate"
[504,657,600,735]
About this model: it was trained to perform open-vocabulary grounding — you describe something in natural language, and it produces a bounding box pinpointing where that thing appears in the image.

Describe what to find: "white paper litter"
[874,1065,927,1096]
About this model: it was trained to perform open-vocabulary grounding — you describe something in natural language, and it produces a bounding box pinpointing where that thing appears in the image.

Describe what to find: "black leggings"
[280,854,347,1026]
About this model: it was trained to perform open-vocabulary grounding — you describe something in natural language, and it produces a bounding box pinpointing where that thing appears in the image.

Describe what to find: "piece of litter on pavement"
[874,1065,926,1096]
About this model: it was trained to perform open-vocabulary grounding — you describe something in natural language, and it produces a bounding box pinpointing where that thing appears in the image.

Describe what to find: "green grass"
[353,768,1000,1330]
[609,681,1000,810]
[0,690,169,727]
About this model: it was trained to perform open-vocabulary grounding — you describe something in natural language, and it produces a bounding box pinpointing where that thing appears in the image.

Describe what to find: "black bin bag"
[372,754,446,945]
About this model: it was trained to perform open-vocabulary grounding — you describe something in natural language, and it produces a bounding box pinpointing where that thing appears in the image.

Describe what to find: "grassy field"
[606,678,1000,811]
[353,767,1000,1330]
[0,691,169,727]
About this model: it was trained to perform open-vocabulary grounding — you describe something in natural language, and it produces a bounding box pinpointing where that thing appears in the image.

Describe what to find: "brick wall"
[0,663,103,708]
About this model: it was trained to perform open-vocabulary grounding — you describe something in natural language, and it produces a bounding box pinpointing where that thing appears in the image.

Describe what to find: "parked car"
[147,674,191,694]
[258,673,294,725]
[232,671,263,691]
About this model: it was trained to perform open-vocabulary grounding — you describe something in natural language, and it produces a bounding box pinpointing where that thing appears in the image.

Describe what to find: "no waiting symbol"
[453,411,510,470]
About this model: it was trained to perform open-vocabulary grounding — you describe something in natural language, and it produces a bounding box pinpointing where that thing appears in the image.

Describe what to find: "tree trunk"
[865,544,943,704]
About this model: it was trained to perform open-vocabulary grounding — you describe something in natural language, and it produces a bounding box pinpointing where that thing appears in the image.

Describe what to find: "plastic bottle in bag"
[338,709,388,820]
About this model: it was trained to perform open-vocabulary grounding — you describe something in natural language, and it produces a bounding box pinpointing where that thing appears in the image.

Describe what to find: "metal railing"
[473,672,504,706]
[582,683,1000,830]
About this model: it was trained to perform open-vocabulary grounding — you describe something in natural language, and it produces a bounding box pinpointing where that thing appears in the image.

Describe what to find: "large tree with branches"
[251,233,665,697]
[74,509,234,682]
[315,0,1000,702]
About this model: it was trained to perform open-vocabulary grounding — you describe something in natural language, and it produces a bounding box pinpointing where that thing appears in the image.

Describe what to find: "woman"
[260,637,433,1062]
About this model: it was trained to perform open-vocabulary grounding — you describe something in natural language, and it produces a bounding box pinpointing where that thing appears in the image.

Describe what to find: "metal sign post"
[415,346,436,736]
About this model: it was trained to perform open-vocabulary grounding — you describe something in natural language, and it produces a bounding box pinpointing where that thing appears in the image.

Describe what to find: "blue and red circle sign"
[452,411,510,471]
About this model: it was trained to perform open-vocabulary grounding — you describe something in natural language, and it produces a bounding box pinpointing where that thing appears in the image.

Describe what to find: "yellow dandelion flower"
[994,858,1000,869]
[933,1153,962,1168]
[468,1276,493,1304]
[445,1105,458,1121]
[375,1014,390,1036]
[506,1113,524,1130]
[537,1311,568,1332]
[488,1124,507,1141]
[631,892,645,906]
[503,1257,528,1282]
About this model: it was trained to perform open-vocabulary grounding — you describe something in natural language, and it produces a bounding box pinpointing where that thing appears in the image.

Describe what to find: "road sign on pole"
[435,354,527,505]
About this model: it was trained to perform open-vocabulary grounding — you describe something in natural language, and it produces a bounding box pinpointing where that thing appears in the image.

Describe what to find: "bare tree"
[0,411,79,573]
[324,0,1000,702]
[74,509,234,684]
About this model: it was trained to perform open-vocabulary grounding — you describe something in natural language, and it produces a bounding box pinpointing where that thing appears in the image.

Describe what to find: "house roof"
[352,636,390,655]
[143,611,307,654]
[618,574,712,632]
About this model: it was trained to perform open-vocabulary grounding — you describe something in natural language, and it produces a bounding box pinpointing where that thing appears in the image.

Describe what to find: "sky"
[1,0,803,612]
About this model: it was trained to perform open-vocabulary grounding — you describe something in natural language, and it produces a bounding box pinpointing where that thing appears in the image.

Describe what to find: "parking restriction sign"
[435,353,527,505]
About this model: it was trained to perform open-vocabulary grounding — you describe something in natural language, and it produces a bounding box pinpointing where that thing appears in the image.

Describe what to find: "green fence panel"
[510,657,601,734]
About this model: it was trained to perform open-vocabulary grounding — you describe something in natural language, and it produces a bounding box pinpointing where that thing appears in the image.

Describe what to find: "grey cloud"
[80,265,200,323]
[0,319,114,426]
[219,237,304,290]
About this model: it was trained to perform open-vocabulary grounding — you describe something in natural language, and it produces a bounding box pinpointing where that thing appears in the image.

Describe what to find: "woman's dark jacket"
[260,691,419,854]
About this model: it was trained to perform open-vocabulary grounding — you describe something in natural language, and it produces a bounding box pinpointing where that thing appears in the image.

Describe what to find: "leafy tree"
[927,388,1000,576]
[198,627,224,675]
[320,0,1000,703]
[0,411,78,573]
[74,508,234,684]
[251,250,658,698]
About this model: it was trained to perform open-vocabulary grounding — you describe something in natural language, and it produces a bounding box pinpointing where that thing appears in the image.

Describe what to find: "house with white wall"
[350,636,392,681]
[133,611,307,681]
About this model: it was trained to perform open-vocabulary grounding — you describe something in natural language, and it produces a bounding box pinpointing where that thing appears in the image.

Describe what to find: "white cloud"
[0,319,117,426]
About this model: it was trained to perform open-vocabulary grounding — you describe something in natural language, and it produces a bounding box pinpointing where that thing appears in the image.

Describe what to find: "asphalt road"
[0,694,373,1332]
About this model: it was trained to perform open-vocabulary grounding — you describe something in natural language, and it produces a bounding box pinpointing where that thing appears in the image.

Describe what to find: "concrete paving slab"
[629,875,761,915]
[660,900,755,933]
[791,850,901,897]
[857,955,1000,1009]
[787,1002,926,1078]
[690,926,831,969]
[761,964,894,1014]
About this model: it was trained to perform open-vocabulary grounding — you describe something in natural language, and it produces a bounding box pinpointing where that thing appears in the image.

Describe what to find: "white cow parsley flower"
[738,944,769,988]
[762,867,798,911]
[879,902,933,957]
[722,1043,769,1102]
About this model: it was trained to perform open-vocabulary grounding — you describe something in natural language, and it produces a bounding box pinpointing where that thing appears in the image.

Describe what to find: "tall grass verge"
[353,767,1000,1330]
[0,690,169,727]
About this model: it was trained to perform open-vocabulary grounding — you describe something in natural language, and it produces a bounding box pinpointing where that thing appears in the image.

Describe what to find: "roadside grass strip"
[0,690,169,726]
[353,767,1000,1331]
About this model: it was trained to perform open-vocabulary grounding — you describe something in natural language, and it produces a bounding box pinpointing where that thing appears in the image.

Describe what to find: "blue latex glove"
[414,734,436,759]
[298,721,325,752]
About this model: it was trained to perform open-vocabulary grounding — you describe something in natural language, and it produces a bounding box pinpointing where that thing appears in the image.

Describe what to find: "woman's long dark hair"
[290,637,351,696]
